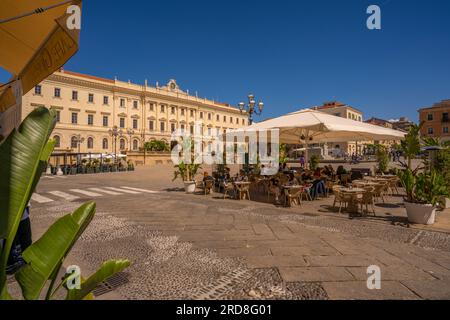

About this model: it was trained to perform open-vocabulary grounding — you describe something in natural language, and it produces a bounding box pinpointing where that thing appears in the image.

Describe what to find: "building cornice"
[44,71,246,116]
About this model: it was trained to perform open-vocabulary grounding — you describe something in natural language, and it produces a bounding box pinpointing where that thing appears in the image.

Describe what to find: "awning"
[0,0,82,112]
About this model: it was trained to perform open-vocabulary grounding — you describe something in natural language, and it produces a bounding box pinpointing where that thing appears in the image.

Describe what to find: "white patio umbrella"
[238,109,406,165]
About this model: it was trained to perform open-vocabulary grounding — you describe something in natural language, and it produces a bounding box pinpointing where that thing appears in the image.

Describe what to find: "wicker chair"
[284,186,303,207]
[300,185,313,201]
[358,186,376,215]
[373,182,387,203]
[340,174,352,187]
[335,190,354,213]
[203,179,215,195]
[236,183,251,200]
[222,182,236,199]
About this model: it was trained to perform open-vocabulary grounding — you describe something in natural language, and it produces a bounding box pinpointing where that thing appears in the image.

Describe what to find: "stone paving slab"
[279,267,355,282]
[245,256,308,268]
[305,255,380,267]
[346,265,436,281]
[216,247,272,258]
[28,165,450,300]
[270,245,340,257]
[322,281,420,300]
[401,279,450,300]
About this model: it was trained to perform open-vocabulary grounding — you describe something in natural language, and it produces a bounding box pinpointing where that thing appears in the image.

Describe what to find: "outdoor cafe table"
[340,187,365,213]
[352,180,379,187]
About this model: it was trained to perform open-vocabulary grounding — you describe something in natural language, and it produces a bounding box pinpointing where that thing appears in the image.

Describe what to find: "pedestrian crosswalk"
[31,186,160,204]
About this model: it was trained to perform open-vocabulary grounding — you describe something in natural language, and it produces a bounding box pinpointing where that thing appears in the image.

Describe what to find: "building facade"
[364,117,398,149]
[22,70,249,154]
[418,100,450,142]
[311,101,365,156]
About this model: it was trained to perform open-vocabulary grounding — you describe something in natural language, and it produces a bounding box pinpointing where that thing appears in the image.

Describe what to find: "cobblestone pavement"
[28,165,450,300]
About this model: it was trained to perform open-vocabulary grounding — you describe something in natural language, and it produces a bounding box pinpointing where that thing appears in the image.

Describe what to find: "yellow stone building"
[311,101,366,156]
[21,70,248,154]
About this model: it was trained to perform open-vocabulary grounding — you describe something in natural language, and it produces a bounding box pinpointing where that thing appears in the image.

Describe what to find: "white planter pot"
[440,197,450,209]
[184,181,196,194]
[56,166,64,176]
[404,202,436,225]
[45,166,52,175]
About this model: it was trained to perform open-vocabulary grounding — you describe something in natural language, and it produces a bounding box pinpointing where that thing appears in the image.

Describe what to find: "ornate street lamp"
[73,134,85,155]
[108,126,123,163]
[239,94,264,125]
[73,134,85,167]
[126,128,135,151]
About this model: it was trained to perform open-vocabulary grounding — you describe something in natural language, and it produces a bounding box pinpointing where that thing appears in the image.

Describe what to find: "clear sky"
[1,0,449,122]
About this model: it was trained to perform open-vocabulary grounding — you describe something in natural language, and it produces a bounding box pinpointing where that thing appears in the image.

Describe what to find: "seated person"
[203,172,214,182]
[235,169,248,182]
[286,173,299,186]
[310,169,326,199]
[336,165,347,177]
[269,178,282,204]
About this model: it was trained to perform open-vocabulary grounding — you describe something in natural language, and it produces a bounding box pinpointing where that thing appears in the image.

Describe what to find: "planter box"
[404,202,436,225]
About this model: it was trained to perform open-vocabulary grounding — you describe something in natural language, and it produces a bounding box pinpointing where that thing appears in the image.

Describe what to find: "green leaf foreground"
[0,107,130,300]
[15,202,96,300]
[0,107,56,297]
[66,260,131,300]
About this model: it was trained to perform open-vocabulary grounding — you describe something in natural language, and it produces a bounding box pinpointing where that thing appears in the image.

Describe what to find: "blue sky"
[1,0,449,122]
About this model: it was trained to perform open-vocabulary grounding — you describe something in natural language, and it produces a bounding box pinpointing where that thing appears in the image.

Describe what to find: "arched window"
[102,138,109,150]
[71,136,78,149]
[54,135,61,148]
[87,137,94,149]
[133,139,139,151]
[119,138,126,150]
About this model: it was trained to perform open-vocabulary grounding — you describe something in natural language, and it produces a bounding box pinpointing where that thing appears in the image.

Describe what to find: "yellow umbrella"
[0,0,82,112]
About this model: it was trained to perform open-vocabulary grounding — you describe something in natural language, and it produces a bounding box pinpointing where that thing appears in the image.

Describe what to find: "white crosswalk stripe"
[47,191,80,201]
[88,188,123,195]
[31,193,54,204]
[104,187,141,194]
[70,189,103,197]
[120,187,159,194]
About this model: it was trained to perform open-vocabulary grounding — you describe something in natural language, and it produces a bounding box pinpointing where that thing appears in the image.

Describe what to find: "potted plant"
[309,155,320,171]
[399,169,448,225]
[375,144,389,174]
[173,161,202,194]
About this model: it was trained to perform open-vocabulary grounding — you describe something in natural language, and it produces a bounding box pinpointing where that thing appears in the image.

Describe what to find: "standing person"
[6,203,32,275]
[299,153,305,169]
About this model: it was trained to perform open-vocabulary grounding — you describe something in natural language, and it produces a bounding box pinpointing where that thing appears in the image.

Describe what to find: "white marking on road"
[47,191,80,201]
[31,193,54,204]
[120,187,159,194]
[88,188,123,195]
[104,187,141,194]
[70,189,103,197]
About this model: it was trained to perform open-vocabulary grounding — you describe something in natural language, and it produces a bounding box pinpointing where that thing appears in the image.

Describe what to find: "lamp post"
[108,126,123,164]
[126,128,135,151]
[73,134,85,168]
[238,94,264,125]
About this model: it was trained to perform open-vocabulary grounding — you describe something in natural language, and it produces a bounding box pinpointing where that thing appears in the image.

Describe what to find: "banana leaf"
[15,202,96,300]
[66,259,131,300]
[0,107,56,297]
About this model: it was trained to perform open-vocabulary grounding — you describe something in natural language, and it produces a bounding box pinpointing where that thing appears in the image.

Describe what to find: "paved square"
[27,165,450,300]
